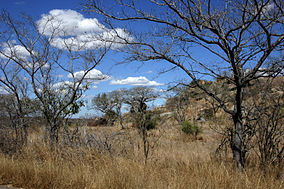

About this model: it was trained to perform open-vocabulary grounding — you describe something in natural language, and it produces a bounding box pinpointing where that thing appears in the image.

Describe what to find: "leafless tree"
[0,57,39,149]
[85,0,284,169]
[244,77,283,172]
[0,11,111,145]
[166,85,191,124]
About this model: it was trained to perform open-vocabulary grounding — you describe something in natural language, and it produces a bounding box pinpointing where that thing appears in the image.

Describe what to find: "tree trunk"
[49,123,59,145]
[231,85,246,170]
[44,124,49,143]
[20,117,28,145]
[44,120,59,146]
[232,114,246,170]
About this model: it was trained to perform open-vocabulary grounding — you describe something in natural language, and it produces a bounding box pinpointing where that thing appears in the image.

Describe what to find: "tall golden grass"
[0,124,283,189]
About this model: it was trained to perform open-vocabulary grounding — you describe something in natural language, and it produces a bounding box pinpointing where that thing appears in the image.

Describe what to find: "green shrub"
[145,112,160,130]
[104,110,117,125]
[181,121,202,137]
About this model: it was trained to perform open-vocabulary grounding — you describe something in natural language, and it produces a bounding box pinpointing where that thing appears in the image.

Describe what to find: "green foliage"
[104,109,118,125]
[63,100,85,115]
[144,111,160,130]
[92,93,113,114]
[181,121,202,137]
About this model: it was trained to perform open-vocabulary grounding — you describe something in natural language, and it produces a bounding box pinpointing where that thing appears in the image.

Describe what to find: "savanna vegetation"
[0,78,283,189]
[0,0,283,188]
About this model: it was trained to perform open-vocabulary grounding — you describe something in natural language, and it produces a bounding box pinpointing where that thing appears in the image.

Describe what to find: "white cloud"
[0,41,30,60]
[110,76,164,86]
[262,3,275,14]
[22,62,50,69]
[36,81,77,94]
[0,42,49,71]
[37,9,105,36]
[37,9,133,50]
[0,45,49,68]
[67,69,110,81]
[53,81,74,89]
[253,2,276,17]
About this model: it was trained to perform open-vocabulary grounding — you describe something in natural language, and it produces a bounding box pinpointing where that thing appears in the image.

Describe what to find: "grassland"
[0,120,283,189]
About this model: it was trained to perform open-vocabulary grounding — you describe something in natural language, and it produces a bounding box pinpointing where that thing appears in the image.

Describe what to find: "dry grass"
[0,124,283,189]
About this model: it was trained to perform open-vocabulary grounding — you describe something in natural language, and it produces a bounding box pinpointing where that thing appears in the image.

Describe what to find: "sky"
[0,1,281,118]
[0,0,184,117]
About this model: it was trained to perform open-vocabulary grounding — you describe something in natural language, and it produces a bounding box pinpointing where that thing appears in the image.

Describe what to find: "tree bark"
[231,86,246,170]
[232,115,245,170]
[49,123,59,145]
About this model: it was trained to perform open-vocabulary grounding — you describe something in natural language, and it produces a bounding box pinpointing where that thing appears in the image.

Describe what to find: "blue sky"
[0,0,185,117]
[1,1,280,118]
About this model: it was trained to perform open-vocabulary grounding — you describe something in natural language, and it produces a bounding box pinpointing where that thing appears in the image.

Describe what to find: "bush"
[181,121,202,137]
[104,110,118,126]
[145,112,160,130]
[0,128,18,155]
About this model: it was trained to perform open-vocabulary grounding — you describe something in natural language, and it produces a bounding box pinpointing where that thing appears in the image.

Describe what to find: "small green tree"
[181,120,202,138]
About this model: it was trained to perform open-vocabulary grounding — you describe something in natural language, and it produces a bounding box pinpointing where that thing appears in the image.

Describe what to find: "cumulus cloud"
[0,42,49,69]
[51,81,86,94]
[245,67,283,77]
[36,81,78,93]
[67,69,110,81]
[53,81,74,89]
[0,41,50,71]
[37,9,133,50]
[0,41,30,60]
[110,76,164,86]
[37,9,105,36]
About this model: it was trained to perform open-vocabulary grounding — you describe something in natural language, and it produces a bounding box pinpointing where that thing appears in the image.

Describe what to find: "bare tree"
[167,85,191,124]
[0,11,111,145]
[245,77,284,171]
[85,0,284,169]
[0,58,39,148]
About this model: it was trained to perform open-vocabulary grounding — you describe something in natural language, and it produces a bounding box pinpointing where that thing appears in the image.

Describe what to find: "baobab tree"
[85,0,284,169]
[124,87,159,163]
[92,90,126,128]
